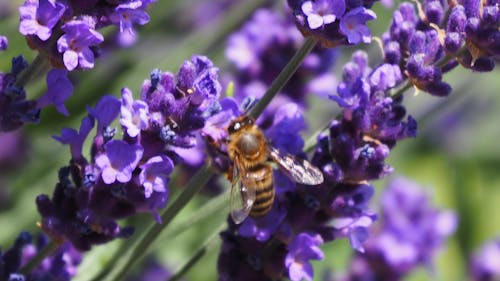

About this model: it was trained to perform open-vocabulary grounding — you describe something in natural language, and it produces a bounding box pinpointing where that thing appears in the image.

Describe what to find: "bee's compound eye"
[228,122,241,134]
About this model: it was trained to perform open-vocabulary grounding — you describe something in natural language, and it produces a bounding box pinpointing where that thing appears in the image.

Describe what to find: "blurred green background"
[0,0,499,280]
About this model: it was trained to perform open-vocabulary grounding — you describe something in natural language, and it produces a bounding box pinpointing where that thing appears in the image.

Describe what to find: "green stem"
[105,165,214,281]
[164,191,229,240]
[92,189,228,281]
[166,222,225,281]
[248,37,319,119]
[14,54,50,88]
[303,120,332,153]
[19,239,59,275]
[390,81,413,99]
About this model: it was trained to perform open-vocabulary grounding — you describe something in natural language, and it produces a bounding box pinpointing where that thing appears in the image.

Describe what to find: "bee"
[225,115,324,224]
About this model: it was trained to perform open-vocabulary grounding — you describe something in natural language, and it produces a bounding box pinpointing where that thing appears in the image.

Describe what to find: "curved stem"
[104,164,214,281]
[166,222,225,281]
[14,54,51,89]
[248,37,318,119]
[19,239,59,275]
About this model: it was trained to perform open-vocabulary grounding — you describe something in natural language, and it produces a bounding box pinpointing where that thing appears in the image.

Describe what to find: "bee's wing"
[268,146,324,185]
[230,159,256,224]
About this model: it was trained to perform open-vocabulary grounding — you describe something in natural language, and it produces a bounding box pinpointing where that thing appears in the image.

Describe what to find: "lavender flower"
[301,0,345,30]
[95,140,144,184]
[0,56,40,132]
[57,19,104,71]
[38,55,222,250]
[327,51,416,182]
[139,155,173,198]
[36,68,73,116]
[18,0,156,71]
[339,7,377,44]
[285,233,324,281]
[108,1,151,34]
[0,232,82,281]
[19,0,66,41]
[339,177,457,280]
[470,239,500,281]
[0,35,7,50]
[287,0,377,47]
[120,88,149,138]
[225,8,338,115]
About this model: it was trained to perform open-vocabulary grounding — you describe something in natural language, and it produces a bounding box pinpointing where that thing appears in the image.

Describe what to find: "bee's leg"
[226,164,234,182]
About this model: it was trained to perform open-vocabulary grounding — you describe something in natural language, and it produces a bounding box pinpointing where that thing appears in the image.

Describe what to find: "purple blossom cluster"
[333,177,457,281]
[470,238,500,281]
[0,232,81,281]
[0,53,40,132]
[381,0,500,97]
[0,41,77,132]
[19,0,155,71]
[37,55,222,251]
[287,0,377,46]
[225,8,338,109]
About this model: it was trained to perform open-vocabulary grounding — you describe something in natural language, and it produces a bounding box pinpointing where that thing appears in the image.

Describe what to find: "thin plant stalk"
[248,37,318,119]
[19,239,59,275]
[167,222,225,281]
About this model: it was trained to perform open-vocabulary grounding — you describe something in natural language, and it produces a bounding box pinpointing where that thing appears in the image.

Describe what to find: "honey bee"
[225,115,324,224]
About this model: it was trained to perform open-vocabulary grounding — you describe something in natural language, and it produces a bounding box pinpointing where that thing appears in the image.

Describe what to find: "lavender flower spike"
[95,140,144,184]
[19,0,66,41]
[470,239,500,281]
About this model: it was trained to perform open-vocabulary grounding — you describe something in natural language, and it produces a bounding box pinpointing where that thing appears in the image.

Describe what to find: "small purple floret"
[37,68,74,116]
[120,88,149,137]
[339,7,376,44]
[301,0,345,29]
[285,233,324,281]
[109,1,151,34]
[57,20,104,70]
[95,140,144,184]
[139,155,173,198]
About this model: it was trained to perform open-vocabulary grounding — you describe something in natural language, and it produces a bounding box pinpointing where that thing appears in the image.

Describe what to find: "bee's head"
[228,115,254,135]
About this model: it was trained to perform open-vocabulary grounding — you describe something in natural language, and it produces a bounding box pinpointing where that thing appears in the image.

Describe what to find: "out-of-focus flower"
[126,258,172,281]
[0,232,82,281]
[470,239,500,281]
[0,35,8,50]
[338,176,457,280]
[225,8,337,123]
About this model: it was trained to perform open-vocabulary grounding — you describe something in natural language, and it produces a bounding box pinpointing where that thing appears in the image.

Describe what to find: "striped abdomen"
[241,163,275,218]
